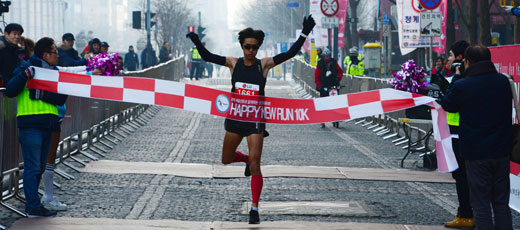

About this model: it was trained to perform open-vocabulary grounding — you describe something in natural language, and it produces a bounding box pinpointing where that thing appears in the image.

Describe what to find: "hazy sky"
[227,0,249,30]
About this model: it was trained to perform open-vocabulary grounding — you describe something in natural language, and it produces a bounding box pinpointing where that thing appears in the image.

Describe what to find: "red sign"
[490,45,520,81]
[320,0,339,17]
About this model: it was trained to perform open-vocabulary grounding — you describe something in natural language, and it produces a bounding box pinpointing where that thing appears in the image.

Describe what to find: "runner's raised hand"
[302,15,316,35]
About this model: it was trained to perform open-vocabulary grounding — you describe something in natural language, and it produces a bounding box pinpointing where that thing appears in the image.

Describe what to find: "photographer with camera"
[442,40,475,229]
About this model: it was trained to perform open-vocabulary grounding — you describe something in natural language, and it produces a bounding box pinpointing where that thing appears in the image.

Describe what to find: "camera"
[451,60,465,74]
[0,1,11,15]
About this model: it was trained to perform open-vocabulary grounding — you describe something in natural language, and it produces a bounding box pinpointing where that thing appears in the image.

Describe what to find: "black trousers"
[466,156,512,230]
[451,138,473,218]
[190,61,201,80]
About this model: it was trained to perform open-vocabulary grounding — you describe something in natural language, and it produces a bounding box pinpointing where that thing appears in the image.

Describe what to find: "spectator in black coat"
[141,43,156,69]
[159,42,171,64]
[58,33,87,67]
[440,45,513,230]
[124,45,139,71]
[0,23,24,86]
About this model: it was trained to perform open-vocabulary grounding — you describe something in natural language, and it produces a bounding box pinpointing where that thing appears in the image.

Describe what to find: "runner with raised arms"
[186,15,315,224]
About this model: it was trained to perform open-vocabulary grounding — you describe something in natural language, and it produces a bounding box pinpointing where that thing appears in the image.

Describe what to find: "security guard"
[5,37,67,217]
[343,46,363,66]
[189,45,202,80]
[345,47,365,76]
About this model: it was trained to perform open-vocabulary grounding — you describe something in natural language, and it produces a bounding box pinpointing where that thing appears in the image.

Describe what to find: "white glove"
[503,6,513,14]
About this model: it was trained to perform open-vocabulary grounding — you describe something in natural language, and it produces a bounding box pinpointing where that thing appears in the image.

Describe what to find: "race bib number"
[235,82,259,96]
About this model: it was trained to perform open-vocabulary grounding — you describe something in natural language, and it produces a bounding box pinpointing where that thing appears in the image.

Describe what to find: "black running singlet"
[231,58,266,96]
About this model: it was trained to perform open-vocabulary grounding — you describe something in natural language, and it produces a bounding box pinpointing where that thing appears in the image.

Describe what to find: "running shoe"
[249,209,260,224]
[244,163,251,177]
[42,197,68,211]
[27,206,57,218]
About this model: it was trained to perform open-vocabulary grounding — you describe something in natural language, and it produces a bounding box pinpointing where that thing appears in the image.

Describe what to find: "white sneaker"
[41,197,68,211]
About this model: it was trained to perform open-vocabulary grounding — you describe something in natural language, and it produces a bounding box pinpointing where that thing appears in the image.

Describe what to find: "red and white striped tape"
[28,67,457,172]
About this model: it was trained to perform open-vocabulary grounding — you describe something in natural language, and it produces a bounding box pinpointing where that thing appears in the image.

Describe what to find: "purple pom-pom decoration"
[390,59,427,93]
[87,52,121,76]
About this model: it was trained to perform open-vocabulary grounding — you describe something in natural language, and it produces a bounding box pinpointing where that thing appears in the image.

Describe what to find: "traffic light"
[198,26,206,41]
[132,11,141,29]
[188,26,194,33]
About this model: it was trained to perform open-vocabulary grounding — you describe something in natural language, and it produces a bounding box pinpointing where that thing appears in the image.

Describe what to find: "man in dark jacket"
[0,23,24,86]
[159,42,171,64]
[58,33,87,67]
[124,45,139,71]
[440,45,513,229]
[141,43,156,69]
[6,37,67,218]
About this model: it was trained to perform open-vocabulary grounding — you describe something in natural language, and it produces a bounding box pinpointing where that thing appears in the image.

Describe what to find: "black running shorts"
[224,118,269,137]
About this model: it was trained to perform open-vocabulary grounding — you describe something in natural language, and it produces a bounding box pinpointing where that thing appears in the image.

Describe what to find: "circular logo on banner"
[320,0,339,17]
[419,0,442,10]
[216,94,230,113]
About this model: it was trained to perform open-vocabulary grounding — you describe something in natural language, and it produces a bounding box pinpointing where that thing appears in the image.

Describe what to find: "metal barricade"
[0,56,185,224]
[292,59,436,168]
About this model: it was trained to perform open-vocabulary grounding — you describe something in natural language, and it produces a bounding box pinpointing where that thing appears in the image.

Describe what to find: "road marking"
[164,112,202,163]
[81,160,454,183]
[9,217,450,230]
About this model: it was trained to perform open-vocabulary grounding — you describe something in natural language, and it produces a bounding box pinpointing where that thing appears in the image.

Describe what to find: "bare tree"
[446,0,455,56]
[153,0,196,53]
[479,0,491,45]
[239,0,306,43]
[455,0,478,43]
[349,0,361,49]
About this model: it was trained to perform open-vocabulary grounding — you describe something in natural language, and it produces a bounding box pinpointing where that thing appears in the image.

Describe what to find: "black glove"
[186,32,200,43]
[302,15,316,35]
[29,89,44,100]
[24,67,34,80]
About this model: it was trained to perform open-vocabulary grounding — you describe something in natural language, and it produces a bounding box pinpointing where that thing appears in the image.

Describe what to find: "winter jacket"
[6,55,68,130]
[159,47,170,64]
[440,60,512,160]
[124,51,139,71]
[314,58,343,89]
[0,36,22,86]
[58,43,87,67]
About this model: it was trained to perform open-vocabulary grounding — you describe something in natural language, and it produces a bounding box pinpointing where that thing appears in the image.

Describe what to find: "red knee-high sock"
[251,175,263,204]
[233,150,249,163]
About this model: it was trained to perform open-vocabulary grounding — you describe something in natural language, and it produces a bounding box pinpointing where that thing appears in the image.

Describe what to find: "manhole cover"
[241,201,378,217]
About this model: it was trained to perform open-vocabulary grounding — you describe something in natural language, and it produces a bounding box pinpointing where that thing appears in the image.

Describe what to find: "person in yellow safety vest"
[5,37,67,218]
[442,40,474,229]
[345,47,364,76]
[343,46,363,66]
[190,45,202,80]
[314,47,322,66]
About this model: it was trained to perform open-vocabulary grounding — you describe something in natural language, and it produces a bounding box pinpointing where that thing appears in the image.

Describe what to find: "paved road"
[2,76,520,229]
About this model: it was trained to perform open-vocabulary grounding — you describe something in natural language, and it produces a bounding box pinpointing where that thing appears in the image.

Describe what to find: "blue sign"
[280,43,288,53]
[383,13,390,25]
[419,0,442,10]
[286,2,300,8]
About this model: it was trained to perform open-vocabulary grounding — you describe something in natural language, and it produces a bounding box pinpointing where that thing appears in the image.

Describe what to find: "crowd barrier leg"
[86,128,106,158]
[60,138,83,172]
[77,131,99,161]
[111,117,129,138]
[105,120,123,142]
[55,140,75,180]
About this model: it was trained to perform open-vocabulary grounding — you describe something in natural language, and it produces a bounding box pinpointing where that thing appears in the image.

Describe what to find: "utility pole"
[198,11,201,27]
[146,0,151,46]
